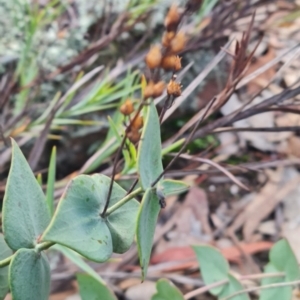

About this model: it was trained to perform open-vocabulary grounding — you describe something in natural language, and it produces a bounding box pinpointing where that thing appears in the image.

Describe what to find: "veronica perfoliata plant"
[0,96,188,299]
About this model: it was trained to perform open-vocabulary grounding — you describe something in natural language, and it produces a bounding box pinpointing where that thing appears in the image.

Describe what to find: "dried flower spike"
[120,99,134,115]
[131,115,143,130]
[153,81,166,98]
[161,55,182,71]
[145,45,162,69]
[167,77,182,97]
[127,129,141,144]
[164,4,181,31]
[170,31,186,54]
[162,31,175,47]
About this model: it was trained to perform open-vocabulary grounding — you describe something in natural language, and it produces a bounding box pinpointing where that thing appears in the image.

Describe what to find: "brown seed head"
[161,55,182,71]
[145,45,162,69]
[162,31,176,47]
[153,81,166,98]
[164,4,181,31]
[167,79,182,97]
[120,99,134,115]
[144,80,155,99]
[127,129,141,144]
[170,31,186,54]
[131,115,144,130]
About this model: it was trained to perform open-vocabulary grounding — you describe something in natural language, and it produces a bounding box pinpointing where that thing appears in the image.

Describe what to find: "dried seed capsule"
[153,81,166,98]
[164,4,181,31]
[170,32,186,54]
[144,80,155,99]
[161,55,182,71]
[120,99,134,115]
[131,115,143,130]
[167,78,182,97]
[145,45,162,69]
[162,31,176,47]
[127,129,141,144]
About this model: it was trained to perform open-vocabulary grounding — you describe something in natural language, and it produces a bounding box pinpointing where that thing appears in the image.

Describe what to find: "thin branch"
[178,154,249,191]
[151,97,216,187]
[184,280,229,300]
[221,279,300,300]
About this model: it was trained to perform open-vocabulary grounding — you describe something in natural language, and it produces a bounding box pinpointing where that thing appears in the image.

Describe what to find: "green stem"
[106,187,143,216]
[0,241,55,268]
[0,254,14,268]
[35,241,55,252]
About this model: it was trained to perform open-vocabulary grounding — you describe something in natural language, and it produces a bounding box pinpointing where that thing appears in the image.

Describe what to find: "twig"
[101,101,146,216]
[221,279,300,300]
[184,280,229,299]
[151,97,216,187]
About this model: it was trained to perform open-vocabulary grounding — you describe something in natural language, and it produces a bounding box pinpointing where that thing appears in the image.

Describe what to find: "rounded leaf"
[136,188,161,280]
[42,174,139,262]
[77,273,117,300]
[152,278,184,300]
[137,101,163,189]
[2,139,50,250]
[269,239,300,281]
[259,263,291,300]
[9,248,50,300]
[193,245,229,295]
[218,273,249,300]
[0,234,13,300]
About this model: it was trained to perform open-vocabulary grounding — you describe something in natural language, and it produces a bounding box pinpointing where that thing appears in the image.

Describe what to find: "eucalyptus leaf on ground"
[77,273,117,300]
[0,235,13,300]
[42,174,139,262]
[9,248,50,300]
[193,245,229,295]
[218,274,249,300]
[2,139,50,250]
[259,263,291,300]
[151,278,184,300]
[136,188,161,281]
[137,101,163,189]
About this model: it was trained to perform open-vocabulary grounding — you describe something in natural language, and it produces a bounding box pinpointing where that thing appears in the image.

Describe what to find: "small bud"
[162,31,175,47]
[144,80,155,99]
[120,99,134,115]
[164,4,181,31]
[127,129,141,144]
[170,32,186,54]
[153,81,166,98]
[131,115,143,130]
[167,78,182,97]
[161,55,182,71]
[145,45,162,69]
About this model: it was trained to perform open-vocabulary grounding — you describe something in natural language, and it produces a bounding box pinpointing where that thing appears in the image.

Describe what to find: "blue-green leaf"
[157,179,189,197]
[0,235,13,300]
[136,188,161,280]
[269,239,300,281]
[259,263,291,300]
[77,273,117,300]
[151,278,184,300]
[2,139,51,250]
[9,248,50,300]
[218,274,249,300]
[137,101,163,189]
[193,245,229,295]
[42,174,139,262]
[46,146,56,216]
